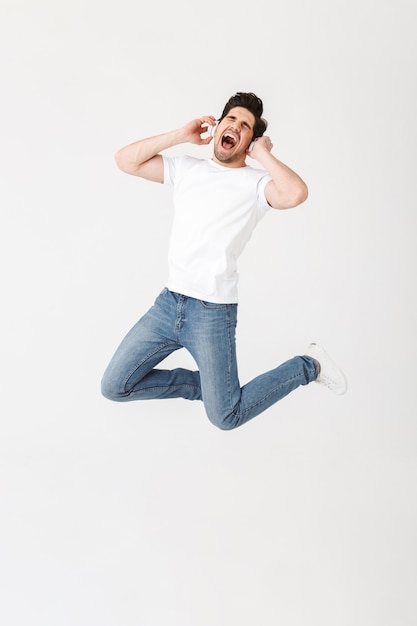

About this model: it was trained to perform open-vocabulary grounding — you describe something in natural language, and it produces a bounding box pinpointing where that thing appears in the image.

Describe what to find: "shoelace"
[317,373,337,389]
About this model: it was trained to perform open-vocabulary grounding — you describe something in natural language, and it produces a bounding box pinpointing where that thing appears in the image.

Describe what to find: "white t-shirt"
[163,155,272,303]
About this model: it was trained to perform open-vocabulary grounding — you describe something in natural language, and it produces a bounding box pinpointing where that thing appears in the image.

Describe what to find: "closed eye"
[226,115,252,131]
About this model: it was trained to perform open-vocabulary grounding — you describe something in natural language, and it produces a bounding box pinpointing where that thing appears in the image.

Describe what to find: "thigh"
[184,300,240,420]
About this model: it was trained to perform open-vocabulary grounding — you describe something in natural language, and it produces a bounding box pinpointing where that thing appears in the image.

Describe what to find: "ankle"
[313,358,321,376]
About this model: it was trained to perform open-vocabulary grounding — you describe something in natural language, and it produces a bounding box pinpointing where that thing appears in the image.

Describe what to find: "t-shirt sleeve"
[257,173,273,214]
[162,155,177,186]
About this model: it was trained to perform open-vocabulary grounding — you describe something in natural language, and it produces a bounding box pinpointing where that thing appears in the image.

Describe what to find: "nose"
[228,122,240,134]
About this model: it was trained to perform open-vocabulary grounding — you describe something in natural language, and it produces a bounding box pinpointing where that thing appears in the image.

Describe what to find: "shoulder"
[244,164,270,180]
[163,155,207,185]
[163,154,204,169]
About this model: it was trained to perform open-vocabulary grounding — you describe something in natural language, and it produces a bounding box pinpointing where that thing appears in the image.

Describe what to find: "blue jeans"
[101,288,318,430]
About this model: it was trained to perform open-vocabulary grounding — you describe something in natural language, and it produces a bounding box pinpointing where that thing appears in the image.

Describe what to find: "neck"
[211,154,247,168]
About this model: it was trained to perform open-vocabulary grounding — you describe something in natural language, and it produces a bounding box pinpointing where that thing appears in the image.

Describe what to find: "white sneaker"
[305,343,348,395]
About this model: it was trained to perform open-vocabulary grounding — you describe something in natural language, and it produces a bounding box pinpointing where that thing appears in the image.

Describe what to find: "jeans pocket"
[199,300,228,309]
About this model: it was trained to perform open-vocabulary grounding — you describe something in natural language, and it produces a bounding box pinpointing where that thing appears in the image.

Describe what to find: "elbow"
[281,183,309,210]
[293,183,309,207]
[114,148,142,176]
[269,181,309,210]
[114,149,126,171]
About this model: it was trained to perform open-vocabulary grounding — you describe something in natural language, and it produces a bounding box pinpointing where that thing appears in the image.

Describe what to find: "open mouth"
[221,131,238,150]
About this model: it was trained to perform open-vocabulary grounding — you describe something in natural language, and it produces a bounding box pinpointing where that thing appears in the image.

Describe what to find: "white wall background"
[1,1,416,625]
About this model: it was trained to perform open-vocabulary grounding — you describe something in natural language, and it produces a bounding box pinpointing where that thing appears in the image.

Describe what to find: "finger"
[200,115,216,127]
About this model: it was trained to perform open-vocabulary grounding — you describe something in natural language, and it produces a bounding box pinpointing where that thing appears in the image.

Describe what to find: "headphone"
[208,122,218,137]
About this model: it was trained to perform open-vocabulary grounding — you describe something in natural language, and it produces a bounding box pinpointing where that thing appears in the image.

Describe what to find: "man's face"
[213,106,255,166]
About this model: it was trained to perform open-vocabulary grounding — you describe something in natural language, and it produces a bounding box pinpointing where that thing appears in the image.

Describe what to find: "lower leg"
[202,355,318,431]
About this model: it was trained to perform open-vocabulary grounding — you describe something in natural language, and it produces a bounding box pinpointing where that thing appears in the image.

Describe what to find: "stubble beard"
[213,145,241,164]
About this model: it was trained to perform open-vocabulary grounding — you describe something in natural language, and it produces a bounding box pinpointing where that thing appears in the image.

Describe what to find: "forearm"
[114,128,187,173]
[114,115,215,176]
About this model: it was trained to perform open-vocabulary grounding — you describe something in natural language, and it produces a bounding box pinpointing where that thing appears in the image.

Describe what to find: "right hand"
[182,115,217,145]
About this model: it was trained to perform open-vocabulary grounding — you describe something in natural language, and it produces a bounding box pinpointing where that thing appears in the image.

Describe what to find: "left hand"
[247,135,273,157]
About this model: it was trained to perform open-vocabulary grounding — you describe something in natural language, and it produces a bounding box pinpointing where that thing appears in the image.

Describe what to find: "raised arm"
[114,115,217,183]
[249,137,309,210]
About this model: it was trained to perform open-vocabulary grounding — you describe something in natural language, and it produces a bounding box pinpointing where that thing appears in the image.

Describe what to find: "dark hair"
[219,92,268,139]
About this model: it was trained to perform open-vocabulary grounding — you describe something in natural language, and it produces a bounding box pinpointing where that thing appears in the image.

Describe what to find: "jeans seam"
[135,383,200,395]
[226,306,237,416]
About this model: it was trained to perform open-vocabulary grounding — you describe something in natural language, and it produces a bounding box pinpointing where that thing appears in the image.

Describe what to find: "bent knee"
[206,409,239,431]
[101,376,126,402]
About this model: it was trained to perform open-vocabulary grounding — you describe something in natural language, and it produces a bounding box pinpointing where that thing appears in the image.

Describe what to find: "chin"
[214,148,237,163]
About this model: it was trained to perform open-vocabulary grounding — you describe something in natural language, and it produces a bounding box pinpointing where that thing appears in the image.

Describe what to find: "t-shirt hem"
[166,282,238,304]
